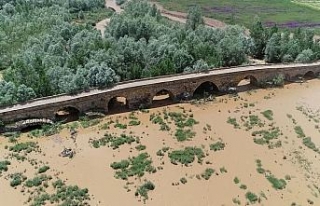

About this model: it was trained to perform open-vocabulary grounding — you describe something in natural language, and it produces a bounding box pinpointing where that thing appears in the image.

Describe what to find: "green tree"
[250,18,267,59]
[186,5,204,31]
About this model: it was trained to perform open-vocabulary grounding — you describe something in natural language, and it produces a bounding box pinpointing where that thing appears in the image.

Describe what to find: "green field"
[293,0,320,10]
[156,0,320,29]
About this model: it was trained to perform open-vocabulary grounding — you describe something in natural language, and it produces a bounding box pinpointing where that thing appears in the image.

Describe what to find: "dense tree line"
[250,19,320,63]
[0,0,319,107]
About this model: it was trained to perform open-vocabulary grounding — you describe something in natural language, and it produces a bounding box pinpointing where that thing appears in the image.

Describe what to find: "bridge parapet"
[0,62,320,129]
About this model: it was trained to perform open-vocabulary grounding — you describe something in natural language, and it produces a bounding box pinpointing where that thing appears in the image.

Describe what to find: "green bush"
[210,141,225,151]
[245,192,258,203]
[10,173,27,187]
[201,168,215,180]
[135,181,155,202]
[168,147,205,165]
[110,153,155,180]
[38,166,50,174]
[261,110,273,120]
[0,160,11,173]
[174,129,196,141]
[294,126,305,138]
[266,175,287,190]
[180,177,187,184]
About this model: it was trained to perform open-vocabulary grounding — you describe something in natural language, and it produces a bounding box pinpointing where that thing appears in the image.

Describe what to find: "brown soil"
[2,79,320,205]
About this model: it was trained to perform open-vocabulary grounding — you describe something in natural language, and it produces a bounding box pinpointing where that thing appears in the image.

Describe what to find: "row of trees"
[0,0,319,107]
[250,20,320,63]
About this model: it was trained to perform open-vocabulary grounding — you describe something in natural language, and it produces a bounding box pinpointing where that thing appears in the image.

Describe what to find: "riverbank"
[1,79,320,205]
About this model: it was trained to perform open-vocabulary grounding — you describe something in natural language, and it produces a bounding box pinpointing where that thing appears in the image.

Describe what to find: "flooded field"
[1,79,320,205]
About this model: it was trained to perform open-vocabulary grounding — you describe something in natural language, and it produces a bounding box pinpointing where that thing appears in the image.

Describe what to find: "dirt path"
[95,0,226,35]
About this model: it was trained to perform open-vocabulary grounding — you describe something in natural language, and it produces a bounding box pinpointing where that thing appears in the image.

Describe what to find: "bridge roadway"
[1,62,320,125]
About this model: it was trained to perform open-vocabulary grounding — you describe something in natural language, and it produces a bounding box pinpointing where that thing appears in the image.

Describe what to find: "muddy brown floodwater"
[2,79,320,206]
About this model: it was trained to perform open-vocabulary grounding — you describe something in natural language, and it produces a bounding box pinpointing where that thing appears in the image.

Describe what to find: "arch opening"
[303,71,315,80]
[152,89,175,106]
[193,81,219,99]
[236,75,258,92]
[55,107,80,123]
[108,96,128,113]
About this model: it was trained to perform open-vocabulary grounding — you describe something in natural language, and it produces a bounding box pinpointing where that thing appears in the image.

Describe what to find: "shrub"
[245,192,258,203]
[266,175,287,190]
[233,177,240,184]
[261,110,273,121]
[0,160,11,173]
[227,117,240,128]
[10,173,27,187]
[295,49,314,63]
[240,184,247,190]
[135,181,155,202]
[169,147,205,165]
[38,166,50,173]
[135,145,146,151]
[110,153,155,180]
[180,177,187,184]
[210,141,225,151]
[174,129,196,141]
[294,126,305,138]
[201,168,215,180]
[302,137,318,151]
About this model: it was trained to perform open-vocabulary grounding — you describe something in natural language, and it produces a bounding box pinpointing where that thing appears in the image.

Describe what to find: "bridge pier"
[127,95,153,110]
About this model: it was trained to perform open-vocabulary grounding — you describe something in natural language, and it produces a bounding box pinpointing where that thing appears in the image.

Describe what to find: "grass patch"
[266,175,287,190]
[227,117,240,129]
[90,134,136,149]
[210,141,225,151]
[38,166,50,174]
[156,0,320,31]
[0,160,11,173]
[168,147,205,165]
[174,129,196,141]
[156,147,170,157]
[114,123,127,129]
[129,120,141,126]
[252,127,281,141]
[294,126,306,138]
[9,173,27,187]
[261,110,273,120]
[80,117,101,128]
[8,142,39,154]
[25,175,51,188]
[135,181,155,202]
[302,137,319,152]
[245,191,258,204]
[201,168,215,180]
[135,145,147,151]
[110,153,156,180]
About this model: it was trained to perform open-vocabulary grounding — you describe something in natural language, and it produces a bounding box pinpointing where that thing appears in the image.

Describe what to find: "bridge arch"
[55,106,80,122]
[193,81,220,98]
[152,89,175,106]
[10,119,54,132]
[108,96,128,112]
[152,89,175,101]
[303,71,315,79]
[236,75,258,86]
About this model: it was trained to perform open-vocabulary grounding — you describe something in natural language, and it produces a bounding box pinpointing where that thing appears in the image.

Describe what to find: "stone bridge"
[0,62,320,126]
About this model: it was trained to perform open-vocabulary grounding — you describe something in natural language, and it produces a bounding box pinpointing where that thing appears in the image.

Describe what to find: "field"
[293,0,320,10]
[155,0,320,29]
